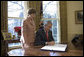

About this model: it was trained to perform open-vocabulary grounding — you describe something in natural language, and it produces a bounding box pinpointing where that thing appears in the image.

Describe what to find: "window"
[42,1,60,43]
[8,1,24,39]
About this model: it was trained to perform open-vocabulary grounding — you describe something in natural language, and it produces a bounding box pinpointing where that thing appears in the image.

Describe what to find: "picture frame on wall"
[75,10,83,24]
[1,31,12,40]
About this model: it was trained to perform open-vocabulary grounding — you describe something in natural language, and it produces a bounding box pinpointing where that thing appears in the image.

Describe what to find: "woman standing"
[20,8,36,56]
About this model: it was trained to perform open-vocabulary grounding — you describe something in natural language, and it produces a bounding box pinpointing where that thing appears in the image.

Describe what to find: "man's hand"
[47,41,55,45]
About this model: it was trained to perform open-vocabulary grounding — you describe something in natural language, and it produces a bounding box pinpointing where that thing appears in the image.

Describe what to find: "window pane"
[43,1,59,18]
[42,1,60,43]
[43,1,51,5]
[52,20,57,42]
[8,18,23,39]
[8,1,24,18]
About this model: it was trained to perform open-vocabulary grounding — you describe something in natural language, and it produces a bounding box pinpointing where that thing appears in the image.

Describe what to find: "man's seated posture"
[34,21,55,46]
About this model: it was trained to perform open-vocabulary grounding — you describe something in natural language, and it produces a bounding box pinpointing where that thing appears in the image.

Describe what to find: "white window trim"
[8,17,24,19]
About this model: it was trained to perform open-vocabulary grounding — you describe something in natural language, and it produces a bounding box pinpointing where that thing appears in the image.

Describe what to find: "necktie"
[46,31,49,41]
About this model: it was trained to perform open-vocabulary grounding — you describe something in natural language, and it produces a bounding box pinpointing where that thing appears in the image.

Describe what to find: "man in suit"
[34,21,55,46]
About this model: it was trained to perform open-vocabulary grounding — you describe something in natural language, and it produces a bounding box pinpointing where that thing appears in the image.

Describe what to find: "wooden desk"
[8,46,83,56]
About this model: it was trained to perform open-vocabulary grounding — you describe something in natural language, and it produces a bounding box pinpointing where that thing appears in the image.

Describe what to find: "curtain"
[1,1,8,56]
[1,1,8,32]
[29,1,42,30]
[59,1,68,44]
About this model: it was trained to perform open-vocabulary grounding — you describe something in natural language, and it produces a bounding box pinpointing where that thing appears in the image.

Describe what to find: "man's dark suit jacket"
[34,28,54,46]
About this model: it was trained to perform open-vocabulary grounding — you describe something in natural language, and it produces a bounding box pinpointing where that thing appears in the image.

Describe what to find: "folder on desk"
[41,44,67,52]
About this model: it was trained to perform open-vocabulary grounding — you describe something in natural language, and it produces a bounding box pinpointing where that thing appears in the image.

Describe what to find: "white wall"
[67,1,83,49]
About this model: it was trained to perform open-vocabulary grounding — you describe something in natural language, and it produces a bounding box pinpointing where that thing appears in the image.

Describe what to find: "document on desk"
[41,44,67,51]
